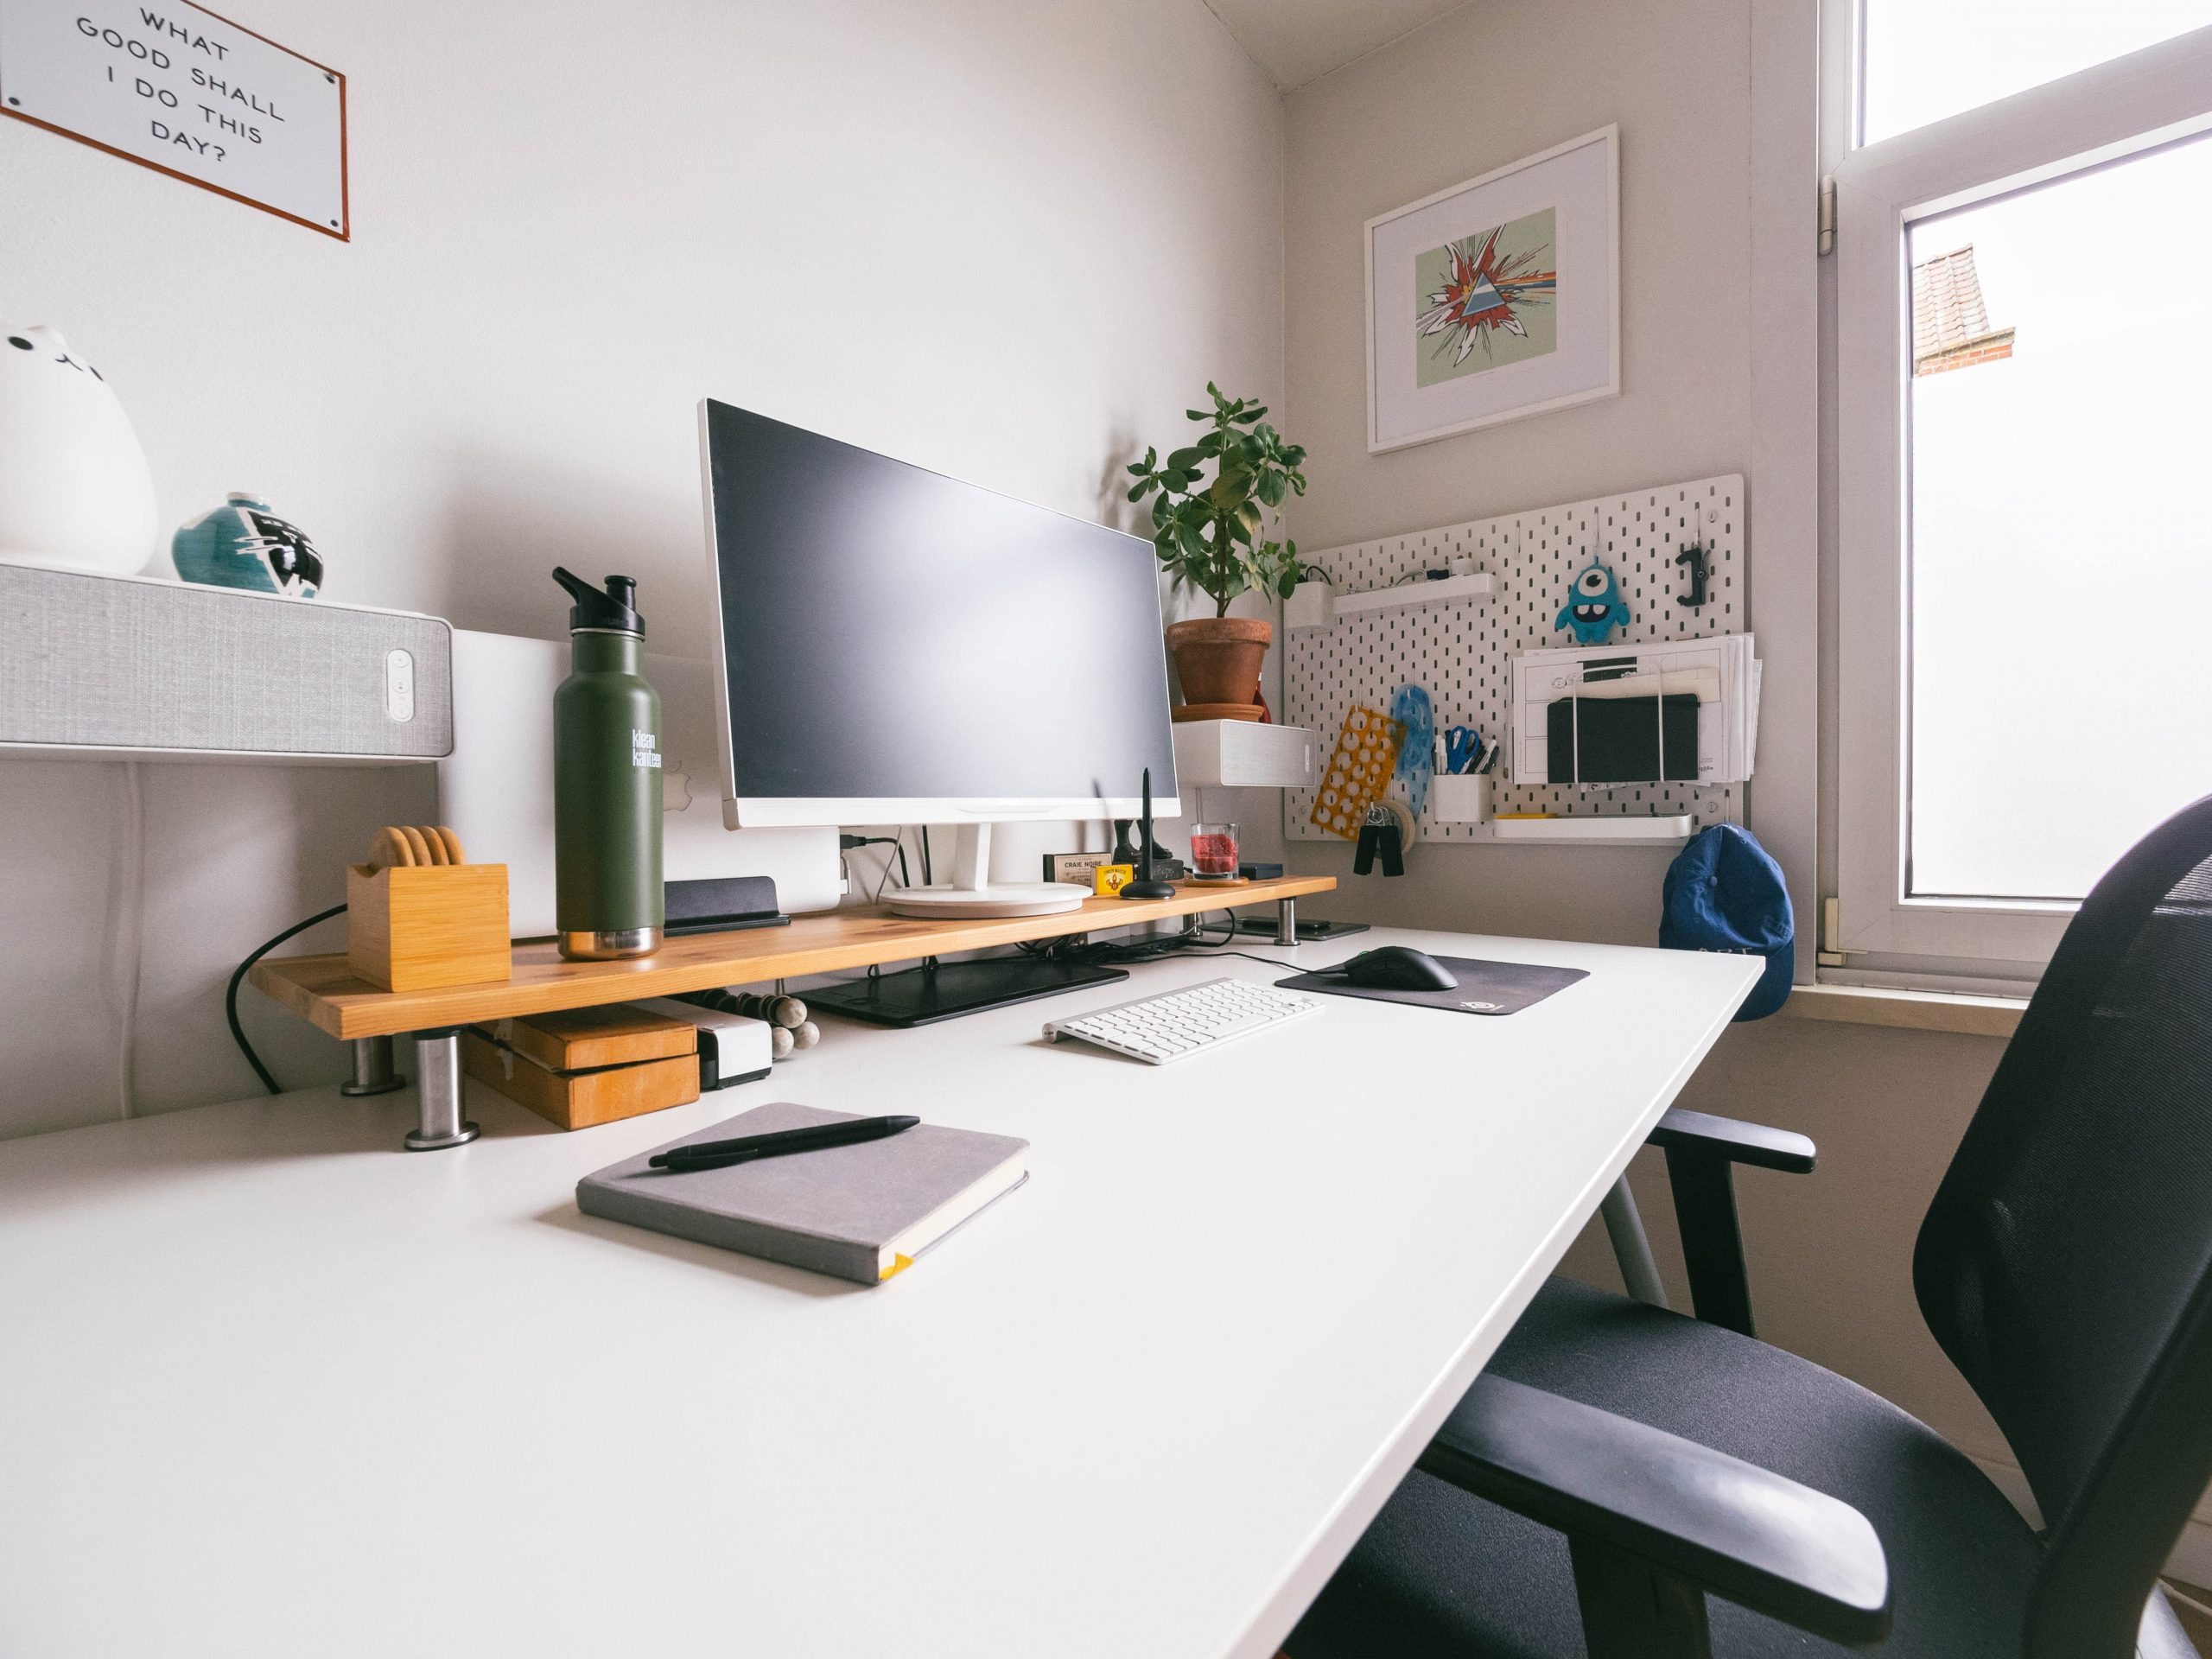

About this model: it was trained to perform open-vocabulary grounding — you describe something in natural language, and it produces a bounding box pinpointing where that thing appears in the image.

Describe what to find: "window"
[1831,8,2212,977]
[1860,1,2212,143]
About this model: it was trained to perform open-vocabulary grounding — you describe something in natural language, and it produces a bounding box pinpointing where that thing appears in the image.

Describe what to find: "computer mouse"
[1337,946,1459,991]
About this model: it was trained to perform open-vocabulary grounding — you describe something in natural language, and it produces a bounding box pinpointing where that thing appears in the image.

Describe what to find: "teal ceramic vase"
[172,493,323,598]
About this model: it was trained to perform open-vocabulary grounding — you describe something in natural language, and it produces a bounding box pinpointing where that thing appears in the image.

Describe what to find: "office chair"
[1289,795,2212,1659]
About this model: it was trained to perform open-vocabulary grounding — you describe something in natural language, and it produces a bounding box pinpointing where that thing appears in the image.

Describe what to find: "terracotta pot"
[1165,615,1271,712]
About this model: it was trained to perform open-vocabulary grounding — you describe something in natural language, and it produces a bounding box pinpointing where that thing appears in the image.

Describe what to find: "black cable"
[1044,911,1263,967]
[227,903,347,1095]
[1211,949,1313,972]
[918,825,932,887]
[837,833,912,893]
[1183,912,1318,962]
[1178,912,1240,948]
[991,913,1313,974]
[1151,912,1312,972]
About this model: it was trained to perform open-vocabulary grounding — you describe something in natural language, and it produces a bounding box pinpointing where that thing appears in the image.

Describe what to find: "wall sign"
[0,0,346,238]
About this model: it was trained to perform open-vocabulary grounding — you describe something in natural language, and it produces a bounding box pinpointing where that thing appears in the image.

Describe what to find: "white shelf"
[1171,719,1313,788]
[1491,814,1694,843]
[1332,571,1497,616]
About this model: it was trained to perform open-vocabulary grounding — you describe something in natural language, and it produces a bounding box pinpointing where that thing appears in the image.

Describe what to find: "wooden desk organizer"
[347,856,512,993]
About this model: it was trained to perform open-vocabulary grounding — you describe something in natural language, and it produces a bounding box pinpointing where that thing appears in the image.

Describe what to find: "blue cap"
[1661,823,1795,1020]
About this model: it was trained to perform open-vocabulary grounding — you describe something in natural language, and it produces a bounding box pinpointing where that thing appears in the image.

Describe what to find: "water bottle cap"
[551,567,645,636]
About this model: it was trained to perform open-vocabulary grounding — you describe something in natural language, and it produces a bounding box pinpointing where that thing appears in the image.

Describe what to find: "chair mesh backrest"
[1914,795,2212,1655]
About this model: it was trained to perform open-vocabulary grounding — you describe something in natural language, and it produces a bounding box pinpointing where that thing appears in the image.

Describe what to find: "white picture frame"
[1366,125,1620,454]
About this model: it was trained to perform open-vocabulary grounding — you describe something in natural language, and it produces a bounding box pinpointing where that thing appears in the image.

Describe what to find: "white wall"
[1284,0,1751,558]
[0,0,1283,1134]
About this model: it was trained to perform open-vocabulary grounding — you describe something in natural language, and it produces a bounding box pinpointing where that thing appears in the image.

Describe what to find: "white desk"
[0,927,1754,1658]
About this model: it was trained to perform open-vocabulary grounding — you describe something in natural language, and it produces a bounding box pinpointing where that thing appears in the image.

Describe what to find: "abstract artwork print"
[1414,207,1557,385]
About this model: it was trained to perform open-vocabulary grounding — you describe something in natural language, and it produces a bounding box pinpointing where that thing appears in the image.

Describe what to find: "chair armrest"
[1644,1109,1815,1338]
[1649,1108,1815,1173]
[1418,1375,1890,1648]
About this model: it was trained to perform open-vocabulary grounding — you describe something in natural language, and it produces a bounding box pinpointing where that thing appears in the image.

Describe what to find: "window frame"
[1828,19,2212,972]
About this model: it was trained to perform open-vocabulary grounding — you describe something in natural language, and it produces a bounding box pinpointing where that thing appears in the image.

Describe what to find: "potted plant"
[1127,384,1307,720]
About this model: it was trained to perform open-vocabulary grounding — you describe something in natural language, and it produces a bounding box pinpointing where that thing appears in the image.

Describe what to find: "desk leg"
[339,1036,406,1097]
[403,1028,480,1152]
[1600,1175,1669,1309]
[1274,897,1298,947]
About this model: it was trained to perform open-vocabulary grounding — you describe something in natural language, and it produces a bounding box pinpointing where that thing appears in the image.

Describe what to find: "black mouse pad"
[1276,956,1588,1016]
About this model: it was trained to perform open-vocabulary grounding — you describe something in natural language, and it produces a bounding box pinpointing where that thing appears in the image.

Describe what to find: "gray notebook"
[575,1102,1029,1286]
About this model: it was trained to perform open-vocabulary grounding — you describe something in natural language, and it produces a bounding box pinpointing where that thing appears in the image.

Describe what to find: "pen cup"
[1430,774,1491,824]
[346,861,511,991]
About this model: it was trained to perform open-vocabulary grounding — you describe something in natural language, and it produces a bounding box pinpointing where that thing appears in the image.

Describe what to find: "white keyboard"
[1044,976,1320,1065]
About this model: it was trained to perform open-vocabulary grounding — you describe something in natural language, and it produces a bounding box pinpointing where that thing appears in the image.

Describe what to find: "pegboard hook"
[1675,543,1710,609]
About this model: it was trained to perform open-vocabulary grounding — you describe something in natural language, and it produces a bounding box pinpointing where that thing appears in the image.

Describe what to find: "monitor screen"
[699,399,1179,825]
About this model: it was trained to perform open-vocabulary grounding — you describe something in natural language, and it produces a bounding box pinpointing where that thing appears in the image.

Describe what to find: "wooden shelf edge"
[250,875,1337,1041]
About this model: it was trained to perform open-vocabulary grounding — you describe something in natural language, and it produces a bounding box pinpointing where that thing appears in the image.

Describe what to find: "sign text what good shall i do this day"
[0,0,346,237]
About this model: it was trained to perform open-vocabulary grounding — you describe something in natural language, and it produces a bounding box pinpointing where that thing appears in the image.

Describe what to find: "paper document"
[1513,633,1760,785]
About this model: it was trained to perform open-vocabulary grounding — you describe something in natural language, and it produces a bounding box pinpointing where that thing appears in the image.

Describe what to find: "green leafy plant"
[1126,384,1307,618]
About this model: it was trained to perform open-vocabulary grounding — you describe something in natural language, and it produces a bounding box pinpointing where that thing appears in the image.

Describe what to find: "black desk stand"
[1120,767,1176,901]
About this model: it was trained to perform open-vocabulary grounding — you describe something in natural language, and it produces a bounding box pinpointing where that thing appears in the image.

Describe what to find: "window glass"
[1863,0,2212,143]
[1906,135,2212,899]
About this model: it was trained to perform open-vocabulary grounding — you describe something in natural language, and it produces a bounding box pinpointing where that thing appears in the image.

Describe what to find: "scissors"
[1444,726,1484,775]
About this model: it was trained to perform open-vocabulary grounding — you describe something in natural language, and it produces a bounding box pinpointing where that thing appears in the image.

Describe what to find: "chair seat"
[1287,1276,2043,1659]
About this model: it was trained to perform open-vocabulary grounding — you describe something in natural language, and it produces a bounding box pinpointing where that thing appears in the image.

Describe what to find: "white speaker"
[0,564,451,762]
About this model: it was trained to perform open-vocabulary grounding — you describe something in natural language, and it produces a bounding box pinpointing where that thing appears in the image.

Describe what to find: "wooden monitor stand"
[250,875,1335,1149]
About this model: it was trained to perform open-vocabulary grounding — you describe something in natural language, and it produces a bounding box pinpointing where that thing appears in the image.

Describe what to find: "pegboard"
[1285,474,1745,842]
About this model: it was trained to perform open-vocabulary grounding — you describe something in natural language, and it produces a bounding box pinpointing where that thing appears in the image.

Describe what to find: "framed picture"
[1366,124,1619,454]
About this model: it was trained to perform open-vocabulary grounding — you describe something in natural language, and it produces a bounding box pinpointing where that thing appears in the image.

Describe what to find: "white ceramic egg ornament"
[0,327,160,574]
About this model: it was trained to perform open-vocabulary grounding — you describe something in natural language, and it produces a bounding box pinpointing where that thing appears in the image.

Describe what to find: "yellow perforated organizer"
[1308,705,1405,841]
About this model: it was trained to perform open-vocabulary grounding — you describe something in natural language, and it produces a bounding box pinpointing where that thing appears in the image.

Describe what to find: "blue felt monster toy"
[1555,557,1631,645]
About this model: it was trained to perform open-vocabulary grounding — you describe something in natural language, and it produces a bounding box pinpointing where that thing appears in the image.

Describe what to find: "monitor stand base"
[804,955,1128,1027]
[880,823,1089,918]
[882,883,1086,919]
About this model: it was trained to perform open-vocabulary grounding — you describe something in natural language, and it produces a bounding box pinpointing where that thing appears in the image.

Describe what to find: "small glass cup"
[1190,822,1240,880]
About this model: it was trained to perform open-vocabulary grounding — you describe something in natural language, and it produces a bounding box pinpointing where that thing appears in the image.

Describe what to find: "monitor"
[697,398,1179,920]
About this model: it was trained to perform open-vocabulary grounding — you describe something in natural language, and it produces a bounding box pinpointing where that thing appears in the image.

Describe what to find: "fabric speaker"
[0,564,452,760]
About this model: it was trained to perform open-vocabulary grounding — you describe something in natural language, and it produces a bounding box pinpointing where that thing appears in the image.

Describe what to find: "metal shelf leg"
[1275,897,1298,946]
[339,1036,406,1096]
[403,1028,480,1152]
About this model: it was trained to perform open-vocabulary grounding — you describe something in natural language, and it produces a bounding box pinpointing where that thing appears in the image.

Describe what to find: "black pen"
[648,1115,920,1172]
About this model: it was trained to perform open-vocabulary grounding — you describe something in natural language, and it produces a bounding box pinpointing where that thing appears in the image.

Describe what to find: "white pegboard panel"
[1285,474,1745,842]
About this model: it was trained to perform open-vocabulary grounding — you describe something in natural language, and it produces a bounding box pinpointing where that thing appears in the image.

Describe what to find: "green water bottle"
[551,568,663,960]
